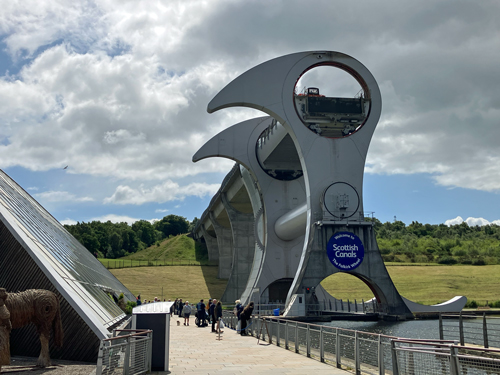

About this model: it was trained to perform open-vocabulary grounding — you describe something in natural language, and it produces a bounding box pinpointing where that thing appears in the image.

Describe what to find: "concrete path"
[161,317,351,374]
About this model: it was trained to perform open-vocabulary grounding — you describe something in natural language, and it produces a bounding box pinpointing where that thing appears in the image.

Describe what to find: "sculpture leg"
[0,326,10,367]
[36,332,51,367]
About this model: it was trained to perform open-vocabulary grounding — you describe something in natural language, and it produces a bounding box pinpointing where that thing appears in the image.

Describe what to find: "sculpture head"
[0,289,7,303]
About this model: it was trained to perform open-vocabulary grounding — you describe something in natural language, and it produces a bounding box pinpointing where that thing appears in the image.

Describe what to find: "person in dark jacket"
[209,299,217,332]
[196,299,206,327]
[240,301,254,336]
[207,298,213,324]
[215,301,223,333]
[178,299,183,317]
[235,299,243,333]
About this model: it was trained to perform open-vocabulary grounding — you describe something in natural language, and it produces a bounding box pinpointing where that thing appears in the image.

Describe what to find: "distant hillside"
[121,234,208,261]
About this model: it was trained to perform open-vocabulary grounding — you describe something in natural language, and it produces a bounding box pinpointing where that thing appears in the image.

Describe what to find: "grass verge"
[321,264,500,306]
[110,266,227,303]
[110,263,500,307]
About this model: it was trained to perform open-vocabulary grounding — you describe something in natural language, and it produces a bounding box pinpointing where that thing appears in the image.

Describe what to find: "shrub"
[489,300,500,308]
[414,254,429,263]
[472,257,486,266]
[485,256,497,265]
[438,256,458,265]
[126,301,137,315]
[382,254,395,262]
[466,300,478,308]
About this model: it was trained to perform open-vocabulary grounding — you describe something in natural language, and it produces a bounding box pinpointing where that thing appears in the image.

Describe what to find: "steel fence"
[439,312,500,348]
[221,311,500,375]
[102,258,217,269]
[221,311,393,374]
[391,339,500,375]
[96,329,153,375]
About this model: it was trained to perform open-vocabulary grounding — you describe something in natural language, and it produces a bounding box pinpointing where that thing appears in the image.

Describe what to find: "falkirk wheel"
[194,51,466,319]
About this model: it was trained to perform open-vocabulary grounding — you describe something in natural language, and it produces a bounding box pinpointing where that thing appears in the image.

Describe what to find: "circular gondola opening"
[294,64,371,138]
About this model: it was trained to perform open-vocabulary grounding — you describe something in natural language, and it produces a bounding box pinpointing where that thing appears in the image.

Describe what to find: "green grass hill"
[122,234,208,261]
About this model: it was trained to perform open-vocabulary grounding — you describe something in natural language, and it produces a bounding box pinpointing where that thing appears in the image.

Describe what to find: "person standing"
[196,299,206,327]
[182,301,192,326]
[240,302,254,336]
[209,299,217,332]
[170,299,177,316]
[177,299,183,317]
[207,298,213,324]
[235,299,243,333]
[215,300,223,333]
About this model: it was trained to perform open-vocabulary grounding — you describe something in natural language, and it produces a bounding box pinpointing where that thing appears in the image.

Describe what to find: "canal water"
[320,315,500,344]
[321,319,441,339]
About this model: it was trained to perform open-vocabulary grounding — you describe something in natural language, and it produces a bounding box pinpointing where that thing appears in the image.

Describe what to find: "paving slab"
[1,319,352,374]
[159,317,351,375]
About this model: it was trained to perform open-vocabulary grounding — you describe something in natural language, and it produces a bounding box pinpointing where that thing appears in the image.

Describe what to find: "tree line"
[65,214,500,264]
[369,219,500,265]
[64,215,197,259]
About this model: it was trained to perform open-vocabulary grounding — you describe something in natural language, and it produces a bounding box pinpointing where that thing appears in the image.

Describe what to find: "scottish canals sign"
[327,232,364,271]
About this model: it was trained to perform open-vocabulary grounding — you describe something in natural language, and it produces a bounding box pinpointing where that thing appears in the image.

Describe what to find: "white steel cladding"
[0,169,132,335]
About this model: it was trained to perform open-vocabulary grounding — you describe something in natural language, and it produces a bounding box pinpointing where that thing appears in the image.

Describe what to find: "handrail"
[104,329,152,341]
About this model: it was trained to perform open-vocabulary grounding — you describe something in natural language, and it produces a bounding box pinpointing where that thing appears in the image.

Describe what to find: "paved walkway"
[161,317,351,374]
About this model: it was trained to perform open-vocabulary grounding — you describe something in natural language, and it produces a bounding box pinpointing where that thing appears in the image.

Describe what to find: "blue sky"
[1,0,500,227]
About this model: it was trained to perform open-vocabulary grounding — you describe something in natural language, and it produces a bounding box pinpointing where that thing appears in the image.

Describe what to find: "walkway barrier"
[391,338,500,375]
[222,310,394,374]
[308,298,381,315]
[221,311,500,375]
[96,329,153,375]
[439,312,500,348]
[101,258,217,269]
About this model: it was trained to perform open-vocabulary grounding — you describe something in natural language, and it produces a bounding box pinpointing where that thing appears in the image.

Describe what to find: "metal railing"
[96,329,153,375]
[221,311,500,375]
[391,338,500,375]
[101,258,217,269]
[307,298,383,315]
[222,311,394,374]
[439,312,500,348]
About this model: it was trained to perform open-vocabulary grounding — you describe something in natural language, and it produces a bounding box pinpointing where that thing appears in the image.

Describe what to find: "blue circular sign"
[327,232,364,271]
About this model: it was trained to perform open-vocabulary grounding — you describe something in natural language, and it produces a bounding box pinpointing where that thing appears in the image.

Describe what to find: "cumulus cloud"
[60,218,77,226]
[88,214,142,225]
[104,181,220,205]
[444,216,464,226]
[0,0,500,225]
[34,190,94,203]
[445,216,500,227]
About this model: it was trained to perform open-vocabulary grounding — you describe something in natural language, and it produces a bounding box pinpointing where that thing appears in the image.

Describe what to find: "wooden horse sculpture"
[0,290,11,371]
[1,288,63,367]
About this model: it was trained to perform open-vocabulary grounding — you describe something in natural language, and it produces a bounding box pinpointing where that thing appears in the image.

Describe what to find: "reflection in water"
[321,319,440,340]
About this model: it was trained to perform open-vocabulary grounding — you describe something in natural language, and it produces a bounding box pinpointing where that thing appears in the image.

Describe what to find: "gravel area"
[1,356,96,374]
